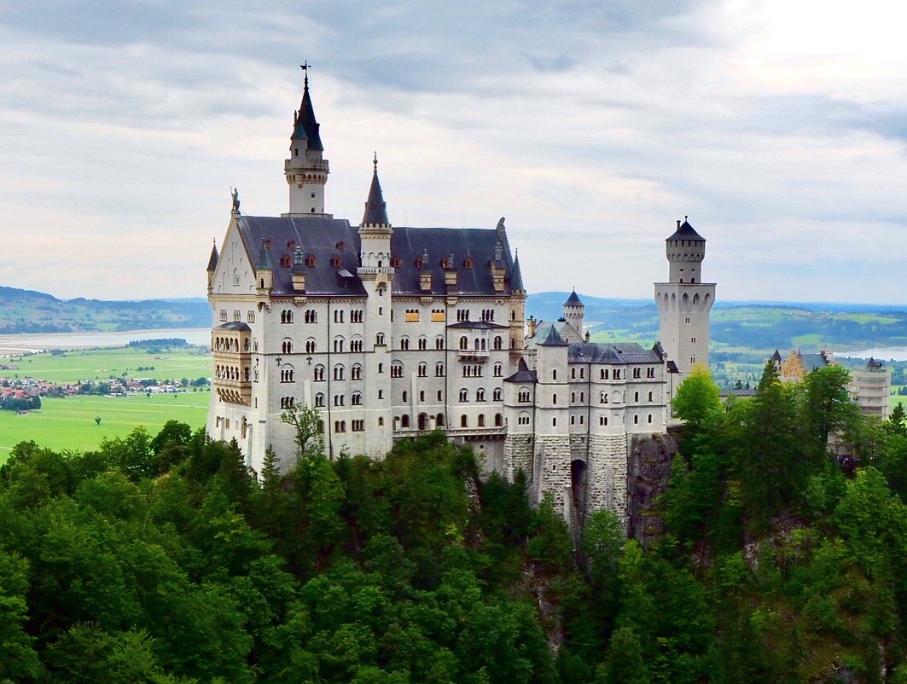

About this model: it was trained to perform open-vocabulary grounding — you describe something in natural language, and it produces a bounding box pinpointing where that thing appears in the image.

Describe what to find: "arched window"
[459,388,468,402]
[315,393,325,408]
[401,415,410,428]
[400,336,410,351]
[376,333,385,346]
[305,338,316,354]
[391,361,403,378]
[493,336,502,350]
[478,414,485,427]
[352,364,362,380]
[418,336,427,350]
[460,415,468,428]
[334,337,344,353]
[333,364,345,381]
[314,365,325,382]
[282,339,293,354]
[493,388,502,401]
[476,388,486,402]
[435,362,445,377]
[494,363,503,377]
[352,392,362,405]
[436,413,445,427]
[459,336,468,350]
[518,388,530,402]
[436,336,445,350]
[494,413,503,427]
[418,362,427,377]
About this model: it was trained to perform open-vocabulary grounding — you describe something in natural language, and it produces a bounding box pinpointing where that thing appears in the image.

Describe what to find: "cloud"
[0,0,905,304]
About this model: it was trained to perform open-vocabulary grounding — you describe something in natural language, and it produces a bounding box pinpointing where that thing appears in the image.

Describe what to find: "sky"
[1,1,907,304]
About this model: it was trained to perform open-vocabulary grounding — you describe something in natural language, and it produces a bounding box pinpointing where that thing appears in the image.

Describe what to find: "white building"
[205,71,715,525]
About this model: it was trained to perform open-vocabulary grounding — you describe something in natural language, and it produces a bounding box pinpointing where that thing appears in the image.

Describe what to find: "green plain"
[0,392,210,460]
[0,347,211,383]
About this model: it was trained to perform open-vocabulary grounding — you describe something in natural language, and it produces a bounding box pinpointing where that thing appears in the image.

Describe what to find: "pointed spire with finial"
[206,238,219,272]
[361,152,390,226]
[292,61,323,151]
[510,248,524,292]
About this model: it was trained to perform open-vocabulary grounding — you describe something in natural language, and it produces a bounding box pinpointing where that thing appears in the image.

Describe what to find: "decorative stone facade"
[205,71,716,528]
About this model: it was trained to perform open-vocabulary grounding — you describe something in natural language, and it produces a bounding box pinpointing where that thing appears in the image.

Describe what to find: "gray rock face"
[627,428,682,545]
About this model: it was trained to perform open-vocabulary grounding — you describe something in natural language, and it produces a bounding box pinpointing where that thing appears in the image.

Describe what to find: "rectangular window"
[431,309,445,322]
[405,309,420,322]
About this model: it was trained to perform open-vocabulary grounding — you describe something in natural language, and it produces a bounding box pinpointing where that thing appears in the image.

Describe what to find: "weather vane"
[300,61,310,87]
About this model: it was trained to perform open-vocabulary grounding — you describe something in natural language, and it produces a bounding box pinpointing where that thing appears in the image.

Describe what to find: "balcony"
[213,377,252,405]
[457,348,490,361]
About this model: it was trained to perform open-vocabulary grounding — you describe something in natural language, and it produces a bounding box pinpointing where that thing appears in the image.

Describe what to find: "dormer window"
[336,241,345,250]
[306,255,316,268]
[330,255,341,268]
[280,255,291,268]
[414,257,424,269]
[463,258,473,269]
[392,257,402,268]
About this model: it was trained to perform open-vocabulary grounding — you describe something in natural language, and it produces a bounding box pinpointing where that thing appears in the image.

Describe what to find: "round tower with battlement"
[654,217,716,382]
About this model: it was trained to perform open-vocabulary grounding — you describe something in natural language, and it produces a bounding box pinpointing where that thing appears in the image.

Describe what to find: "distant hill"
[528,291,907,352]
[0,286,209,334]
[4,284,907,352]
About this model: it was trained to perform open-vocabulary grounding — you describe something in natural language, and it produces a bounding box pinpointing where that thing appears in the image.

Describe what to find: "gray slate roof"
[564,289,583,306]
[667,218,705,242]
[510,252,525,291]
[447,320,509,330]
[538,325,568,347]
[235,215,520,298]
[362,167,389,226]
[292,81,323,151]
[217,321,251,332]
[567,342,663,365]
[801,352,830,372]
[206,242,219,271]
[504,357,538,383]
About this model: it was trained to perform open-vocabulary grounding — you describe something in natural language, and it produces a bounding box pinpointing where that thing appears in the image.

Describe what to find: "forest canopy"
[2,363,907,682]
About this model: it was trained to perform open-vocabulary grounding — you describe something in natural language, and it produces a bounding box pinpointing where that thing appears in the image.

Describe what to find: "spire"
[292,63,323,151]
[206,239,219,272]
[564,289,583,306]
[510,250,525,292]
[361,154,390,226]
[256,239,275,270]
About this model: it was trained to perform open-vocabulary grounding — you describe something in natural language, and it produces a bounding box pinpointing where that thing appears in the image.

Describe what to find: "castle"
[205,71,715,524]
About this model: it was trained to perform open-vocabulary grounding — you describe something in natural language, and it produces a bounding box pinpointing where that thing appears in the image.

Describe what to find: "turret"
[206,239,218,294]
[563,289,584,338]
[654,216,716,384]
[284,65,330,216]
[665,216,706,283]
[255,239,274,294]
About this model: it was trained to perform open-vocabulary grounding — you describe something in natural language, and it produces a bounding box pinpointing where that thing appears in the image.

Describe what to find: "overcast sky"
[1,1,906,303]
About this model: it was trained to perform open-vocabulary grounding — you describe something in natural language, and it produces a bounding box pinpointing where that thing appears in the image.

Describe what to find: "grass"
[0,347,211,384]
[0,391,210,461]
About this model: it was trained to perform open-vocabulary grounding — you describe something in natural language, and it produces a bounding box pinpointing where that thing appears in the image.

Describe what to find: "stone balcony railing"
[213,377,252,406]
[457,349,490,361]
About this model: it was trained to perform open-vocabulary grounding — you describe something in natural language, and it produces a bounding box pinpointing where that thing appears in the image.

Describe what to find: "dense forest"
[3,363,907,682]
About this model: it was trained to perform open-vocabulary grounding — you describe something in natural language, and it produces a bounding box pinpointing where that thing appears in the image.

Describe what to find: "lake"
[0,328,211,354]
[837,348,907,362]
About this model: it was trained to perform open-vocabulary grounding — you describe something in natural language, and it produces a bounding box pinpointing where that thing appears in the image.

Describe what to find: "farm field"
[0,392,210,461]
[0,347,211,383]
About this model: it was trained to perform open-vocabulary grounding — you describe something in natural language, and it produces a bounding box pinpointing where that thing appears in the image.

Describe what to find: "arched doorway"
[418,413,429,431]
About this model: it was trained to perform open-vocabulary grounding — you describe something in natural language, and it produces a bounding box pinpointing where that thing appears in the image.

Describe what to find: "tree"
[802,364,857,450]
[672,363,722,432]
[281,403,325,461]
[889,402,906,435]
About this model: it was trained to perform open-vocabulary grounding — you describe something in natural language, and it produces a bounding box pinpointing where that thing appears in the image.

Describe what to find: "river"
[0,328,211,354]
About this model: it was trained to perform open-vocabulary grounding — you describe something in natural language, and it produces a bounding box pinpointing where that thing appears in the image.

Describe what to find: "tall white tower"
[284,66,329,215]
[654,217,715,379]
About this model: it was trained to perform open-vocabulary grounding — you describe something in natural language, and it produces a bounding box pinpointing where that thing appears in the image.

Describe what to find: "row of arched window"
[213,336,249,352]
[458,388,503,402]
[457,336,503,351]
[215,364,249,382]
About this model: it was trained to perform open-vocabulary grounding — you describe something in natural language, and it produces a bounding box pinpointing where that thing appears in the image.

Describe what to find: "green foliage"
[7,376,907,681]
[671,363,722,432]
